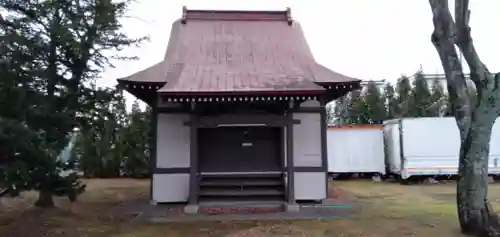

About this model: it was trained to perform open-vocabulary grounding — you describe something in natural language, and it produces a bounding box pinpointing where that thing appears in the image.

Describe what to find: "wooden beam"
[149,107,158,201]
[319,97,329,197]
[285,112,295,204]
[184,114,299,128]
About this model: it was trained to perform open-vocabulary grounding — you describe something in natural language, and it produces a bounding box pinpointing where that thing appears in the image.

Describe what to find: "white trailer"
[327,125,386,175]
[384,117,500,179]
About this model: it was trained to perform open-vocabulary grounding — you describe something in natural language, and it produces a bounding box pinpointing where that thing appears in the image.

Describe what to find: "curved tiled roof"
[118,8,360,95]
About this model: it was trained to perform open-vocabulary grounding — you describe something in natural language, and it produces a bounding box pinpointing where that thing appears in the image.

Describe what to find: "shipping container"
[327,125,386,175]
[384,117,500,179]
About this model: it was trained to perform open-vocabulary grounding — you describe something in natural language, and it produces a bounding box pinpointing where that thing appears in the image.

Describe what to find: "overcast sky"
[101,0,499,101]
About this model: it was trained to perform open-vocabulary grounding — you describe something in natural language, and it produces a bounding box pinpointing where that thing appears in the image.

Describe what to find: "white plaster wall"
[294,172,327,200]
[152,174,190,202]
[156,114,190,168]
[291,102,326,201]
[153,114,191,203]
[292,113,322,167]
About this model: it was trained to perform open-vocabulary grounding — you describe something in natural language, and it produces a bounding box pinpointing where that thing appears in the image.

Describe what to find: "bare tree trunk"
[428,0,500,236]
[35,189,54,208]
[457,113,498,235]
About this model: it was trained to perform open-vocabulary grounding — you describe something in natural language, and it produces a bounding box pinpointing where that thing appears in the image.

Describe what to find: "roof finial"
[181,6,187,24]
[286,7,292,26]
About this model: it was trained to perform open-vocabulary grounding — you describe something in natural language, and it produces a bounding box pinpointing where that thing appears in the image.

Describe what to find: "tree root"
[0,188,8,197]
[481,203,500,237]
[461,203,500,237]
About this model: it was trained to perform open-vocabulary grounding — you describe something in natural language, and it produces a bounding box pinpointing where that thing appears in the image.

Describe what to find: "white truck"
[328,125,386,176]
[384,117,500,180]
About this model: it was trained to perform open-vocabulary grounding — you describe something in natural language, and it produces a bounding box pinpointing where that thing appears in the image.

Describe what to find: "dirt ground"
[1,179,499,237]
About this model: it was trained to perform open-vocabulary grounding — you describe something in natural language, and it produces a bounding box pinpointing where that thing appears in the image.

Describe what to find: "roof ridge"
[181,6,293,25]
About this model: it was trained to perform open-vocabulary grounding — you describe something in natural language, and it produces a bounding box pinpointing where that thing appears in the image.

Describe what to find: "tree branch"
[454,0,490,87]
[453,0,500,115]
[428,0,472,136]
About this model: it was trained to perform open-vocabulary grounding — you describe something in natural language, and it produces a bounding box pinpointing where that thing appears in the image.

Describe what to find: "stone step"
[199,201,285,214]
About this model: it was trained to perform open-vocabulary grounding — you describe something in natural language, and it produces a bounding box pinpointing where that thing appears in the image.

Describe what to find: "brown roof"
[117,61,166,83]
[118,8,360,95]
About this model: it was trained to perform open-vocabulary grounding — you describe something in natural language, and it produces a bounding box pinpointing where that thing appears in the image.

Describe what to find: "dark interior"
[198,126,282,173]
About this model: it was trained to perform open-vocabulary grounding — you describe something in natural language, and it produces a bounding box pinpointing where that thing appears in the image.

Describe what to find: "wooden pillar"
[279,126,286,171]
[188,113,199,205]
[149,106,158,201]
[319,97,329,197]
[286,111,295,204]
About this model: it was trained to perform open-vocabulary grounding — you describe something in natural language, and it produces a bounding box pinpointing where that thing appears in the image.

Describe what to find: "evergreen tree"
[331,95,348,125]
[410,71,433,117]
[325,102,336,125]
[121,101,151,178]
[362,81,386,124]
[111,89,129,127]
[382,83,398,119]
[428,78,447,117]
[394,76,412,117]
[75,88,126,178]
[344,90,364,124]
[0,0,145,206]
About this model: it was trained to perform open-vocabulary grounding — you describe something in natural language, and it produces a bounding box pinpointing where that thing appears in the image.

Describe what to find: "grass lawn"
[1,179,500,237]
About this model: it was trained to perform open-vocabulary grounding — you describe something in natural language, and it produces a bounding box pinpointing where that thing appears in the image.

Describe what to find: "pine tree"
[121,101,151,178]
[362,81,386,124]
[331,95,348,125]
[0,0,145,206]
[394,76,412,118]
[410,71,432,117]
[325,102,336,125]
[111,89,129,127]
[76,88,124,178]
[382,83,398,119]
[344,90,364,124]
[428,78,447,117]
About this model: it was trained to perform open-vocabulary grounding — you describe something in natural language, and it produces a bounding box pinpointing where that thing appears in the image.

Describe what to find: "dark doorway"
[198,126,282,173]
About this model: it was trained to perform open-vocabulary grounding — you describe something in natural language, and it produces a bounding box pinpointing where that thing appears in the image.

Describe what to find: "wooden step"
[197,173,285,202]
[199,189,284,197]
[200,173,283,179]
[200,185,284,192]
[199,195,285,203]
[200,179,283,187]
